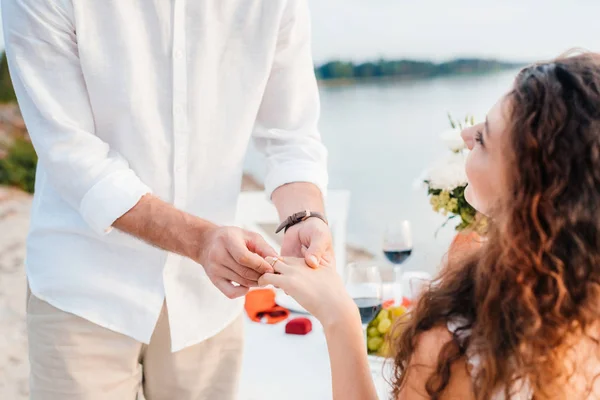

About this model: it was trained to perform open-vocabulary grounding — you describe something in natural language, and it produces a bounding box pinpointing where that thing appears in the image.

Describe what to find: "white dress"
[447,319,533,400]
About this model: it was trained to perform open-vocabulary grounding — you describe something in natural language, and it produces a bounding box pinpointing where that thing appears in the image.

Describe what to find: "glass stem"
[393,265,403,305]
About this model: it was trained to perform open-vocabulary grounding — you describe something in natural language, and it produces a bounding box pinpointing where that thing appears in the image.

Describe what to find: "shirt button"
[174,49,183,59]
[174,105,183,116]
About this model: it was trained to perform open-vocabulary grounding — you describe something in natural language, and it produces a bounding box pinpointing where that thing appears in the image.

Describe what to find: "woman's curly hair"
[392,52,600,399]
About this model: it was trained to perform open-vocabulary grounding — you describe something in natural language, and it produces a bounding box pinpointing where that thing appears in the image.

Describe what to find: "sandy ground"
[0,187,32,399]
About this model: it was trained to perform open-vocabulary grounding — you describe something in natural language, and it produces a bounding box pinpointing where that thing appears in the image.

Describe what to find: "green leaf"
[447,112,456,129]
[435,215,457,237]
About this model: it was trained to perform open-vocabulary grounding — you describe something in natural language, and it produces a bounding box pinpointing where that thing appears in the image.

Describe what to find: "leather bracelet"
[275,210,328,234]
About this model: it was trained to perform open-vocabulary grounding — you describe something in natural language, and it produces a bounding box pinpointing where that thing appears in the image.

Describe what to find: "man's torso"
[25,0,290,350]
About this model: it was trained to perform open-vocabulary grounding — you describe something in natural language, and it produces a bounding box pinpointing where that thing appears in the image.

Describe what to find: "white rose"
[424,152,469,191]
[440,128,465,152]
[413,169,430,191]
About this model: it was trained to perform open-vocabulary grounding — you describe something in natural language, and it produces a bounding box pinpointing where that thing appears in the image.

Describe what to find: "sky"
[307,0,600,63]
[1,1,598,64]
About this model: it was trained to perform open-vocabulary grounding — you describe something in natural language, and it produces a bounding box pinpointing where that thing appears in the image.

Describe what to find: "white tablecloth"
[240,314,393,400]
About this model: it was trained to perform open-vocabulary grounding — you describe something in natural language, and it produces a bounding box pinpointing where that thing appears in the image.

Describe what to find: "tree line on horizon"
[314,58,523,81]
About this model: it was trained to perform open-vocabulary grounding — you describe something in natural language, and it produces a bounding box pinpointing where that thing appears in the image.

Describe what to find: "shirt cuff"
[264,163,329,200]
[79,170,152,235]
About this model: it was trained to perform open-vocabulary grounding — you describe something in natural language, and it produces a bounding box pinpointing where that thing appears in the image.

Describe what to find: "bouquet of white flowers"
[420,115,487,234]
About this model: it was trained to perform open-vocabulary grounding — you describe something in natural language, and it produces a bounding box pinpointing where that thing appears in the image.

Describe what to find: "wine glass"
[383,220,413,266]
[383,220,413,304]
[401,271,433,301]
[345,263,383,328]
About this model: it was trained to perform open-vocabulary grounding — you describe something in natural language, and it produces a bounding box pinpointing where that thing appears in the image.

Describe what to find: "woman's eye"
[475,131,484,146]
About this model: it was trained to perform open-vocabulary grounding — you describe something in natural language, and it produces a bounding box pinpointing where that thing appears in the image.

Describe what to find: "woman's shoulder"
[416,321,479,378]
[397,324,475,400]
[564,325,600,398]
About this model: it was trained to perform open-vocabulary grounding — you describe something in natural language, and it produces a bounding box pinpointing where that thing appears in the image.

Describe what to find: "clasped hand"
[198,217,334,301]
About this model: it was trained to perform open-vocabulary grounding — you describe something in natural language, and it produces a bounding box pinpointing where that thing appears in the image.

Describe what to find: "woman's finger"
[265,256,294,275]
[258,272,288,289]
[280,257,310,268]
[286,256,321,270]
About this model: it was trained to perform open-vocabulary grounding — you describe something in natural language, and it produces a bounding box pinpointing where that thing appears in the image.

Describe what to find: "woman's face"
[462,97,511,216]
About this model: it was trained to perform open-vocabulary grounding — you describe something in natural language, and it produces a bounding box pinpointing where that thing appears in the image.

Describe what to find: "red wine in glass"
[345,263,383,326]
[353,297,383,324]
[384,249,413,265]
[383,220,413,266]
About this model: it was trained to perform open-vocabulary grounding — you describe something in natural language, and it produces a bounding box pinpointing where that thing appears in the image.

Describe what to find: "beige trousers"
[26,290,244,400]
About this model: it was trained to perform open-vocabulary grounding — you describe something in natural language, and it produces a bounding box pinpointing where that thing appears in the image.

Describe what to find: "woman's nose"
[461,123,483,150]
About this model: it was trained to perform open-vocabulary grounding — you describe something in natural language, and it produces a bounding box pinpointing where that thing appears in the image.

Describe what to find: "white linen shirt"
[2,0,328,352]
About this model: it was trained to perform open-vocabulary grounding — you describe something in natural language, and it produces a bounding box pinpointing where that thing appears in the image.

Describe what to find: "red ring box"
[285,317,313,335]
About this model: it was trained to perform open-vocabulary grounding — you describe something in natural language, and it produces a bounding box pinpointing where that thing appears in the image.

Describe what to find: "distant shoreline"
[316,69,519,87]
[315,57,525,86]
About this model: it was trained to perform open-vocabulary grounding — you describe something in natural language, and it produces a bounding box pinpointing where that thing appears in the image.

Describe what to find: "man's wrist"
[183,217,218,263]
[276,210,328,234]
[271,182,325,220]
[115,195,220,262]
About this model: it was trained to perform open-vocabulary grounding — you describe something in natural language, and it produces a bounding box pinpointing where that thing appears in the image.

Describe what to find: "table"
[240,314,393,400]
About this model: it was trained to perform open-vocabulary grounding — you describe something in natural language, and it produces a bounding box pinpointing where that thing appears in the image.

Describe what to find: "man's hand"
[271,182,331,269]
[114,195,277,299]
[197,226,278,298]
[280,217,333,269]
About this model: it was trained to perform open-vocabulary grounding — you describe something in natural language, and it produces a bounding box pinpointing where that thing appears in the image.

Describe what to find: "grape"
[369,316,380,328]
[378,309,390,321]
[367,327,381,337]
[377,341,391,358]
[377,318,392,334]
[367,337,384,352]
[391,306,407,320]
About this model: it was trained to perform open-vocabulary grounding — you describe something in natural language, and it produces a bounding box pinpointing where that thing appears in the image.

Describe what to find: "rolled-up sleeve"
[2,0,151,235]
[252,0,328,198]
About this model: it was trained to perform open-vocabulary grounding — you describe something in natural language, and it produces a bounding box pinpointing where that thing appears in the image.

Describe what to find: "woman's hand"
[259,257,359,328]
[261,257,379,400]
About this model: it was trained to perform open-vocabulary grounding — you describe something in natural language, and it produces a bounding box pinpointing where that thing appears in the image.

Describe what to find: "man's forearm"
[113,194,216,261]
[271,182,325,220]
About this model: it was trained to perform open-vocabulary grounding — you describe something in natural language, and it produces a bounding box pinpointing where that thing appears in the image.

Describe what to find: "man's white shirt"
[2,0,327,351]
